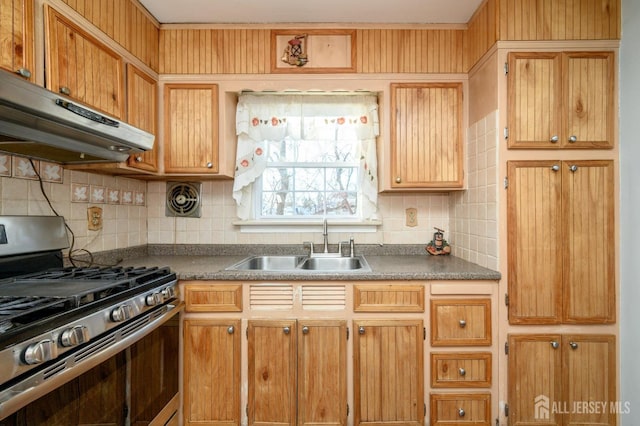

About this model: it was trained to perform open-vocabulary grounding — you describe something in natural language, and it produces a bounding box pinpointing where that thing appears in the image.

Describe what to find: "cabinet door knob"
[358,326,365,335]
[569,341,579,350]
[551,164,560,172]
[550,135,559,143]
[568,135,578,143]
[458,367,466,377]
[15,68,32,79]
[302,326,309,334]
[569,164,578,172]
[60,86,71,96]
[283,326,290,335]
[135,156,143,162]
[458,408,466,417]
[227,325,235,334]
[206,162,213,168]
[395,177,402,184]
[458,319,466,328]
[550,341,559,349]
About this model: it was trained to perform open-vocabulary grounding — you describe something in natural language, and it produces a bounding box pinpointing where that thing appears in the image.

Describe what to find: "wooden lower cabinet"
[353,319,424,426]
[508,334,616,426]
[248,320,347,426]
[183,319,241,426]
[430,393,491,426]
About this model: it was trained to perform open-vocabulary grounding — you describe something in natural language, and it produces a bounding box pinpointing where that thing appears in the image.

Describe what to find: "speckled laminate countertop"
[120,250,500,281]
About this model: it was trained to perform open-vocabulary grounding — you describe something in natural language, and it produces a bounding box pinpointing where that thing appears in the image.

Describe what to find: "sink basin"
[225,255,306,271]
[299,256,371,271]
[225,255,370,272]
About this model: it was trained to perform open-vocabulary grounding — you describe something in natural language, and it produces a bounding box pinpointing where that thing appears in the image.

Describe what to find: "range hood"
[0,69,154,164]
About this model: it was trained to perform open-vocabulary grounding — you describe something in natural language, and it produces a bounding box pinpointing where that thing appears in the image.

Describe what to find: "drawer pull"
[458,408,466,417]
[569,341,579,350]
[550,341,559,349]
[458,319,467,328]
[283,326,290,335]
[227,325,235,334]
[458,367,466,377]
[358,326,365,335]
[302,326,309,334]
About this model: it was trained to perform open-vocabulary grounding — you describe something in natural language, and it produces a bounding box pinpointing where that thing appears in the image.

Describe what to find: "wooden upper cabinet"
[164,83,220,174]
[507,161,615,324]
[183,319,241,426]
[126,64,158,172]
[390,83,464,189]
[0,0,34,80]
[507,51,615,149]
[45,6,124,119]
[353,319,424,426]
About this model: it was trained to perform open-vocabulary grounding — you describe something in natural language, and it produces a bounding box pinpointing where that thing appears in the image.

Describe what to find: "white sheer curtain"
[232,93,380,220]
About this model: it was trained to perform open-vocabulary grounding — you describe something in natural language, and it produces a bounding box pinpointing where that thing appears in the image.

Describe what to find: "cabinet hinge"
[347,404,350,416]
[504,341,509,355]
[505,293,509,306]
[504,62,509,75]
[246,327,249,339]
[246,404,248,416]
[503,127,509,139]
[504,177,509,189]
[505,403,509,417]
[424,327,427,341]
[424,403,427,416]
[346,327,350,340]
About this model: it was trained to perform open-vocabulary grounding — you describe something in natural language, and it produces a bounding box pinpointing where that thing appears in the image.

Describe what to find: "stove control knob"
[23,340,58,365]
[145,293,163,306]
[162,286,176,300]
[110,304,134,322]
[60,326,90,347]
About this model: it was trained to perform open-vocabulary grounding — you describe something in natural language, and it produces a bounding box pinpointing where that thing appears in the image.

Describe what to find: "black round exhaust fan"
[165,182,202,218]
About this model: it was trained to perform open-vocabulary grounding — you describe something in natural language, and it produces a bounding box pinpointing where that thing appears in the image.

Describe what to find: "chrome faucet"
[322,218,329,253]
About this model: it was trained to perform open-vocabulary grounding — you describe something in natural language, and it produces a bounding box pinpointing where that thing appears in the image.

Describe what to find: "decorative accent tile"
[134,191,145,206]
[107,188,120,204]
[12,157,38,180]
[39,161,63,183]
[0,154,11,176]
[121,190,133,205]
[71,183,89,202]
[90,185,106,203]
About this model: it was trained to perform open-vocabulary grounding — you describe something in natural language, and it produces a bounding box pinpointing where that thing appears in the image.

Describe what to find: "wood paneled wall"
[498,0,620,41]
[60,0,159,71]
[159,29,271,74]
[465,0,498,70]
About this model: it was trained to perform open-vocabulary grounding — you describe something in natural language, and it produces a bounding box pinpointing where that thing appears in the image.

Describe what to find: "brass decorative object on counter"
[426,227,451,255]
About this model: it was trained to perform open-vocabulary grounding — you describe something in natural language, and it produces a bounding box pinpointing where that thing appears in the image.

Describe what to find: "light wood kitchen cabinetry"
[431,299,491,346]
[353,319,424,426]
[183,319,242,426]
[163,83,220,174]
[508,334,616,426]
[430,352,491,388]
[45,6,124,119]
[388,82,464,190]
[126,64,158,172]
[430,393,491,426]
[0,0,34,80]
[248,320,347,426]
[507,51,615,149]
[507,160,615,324]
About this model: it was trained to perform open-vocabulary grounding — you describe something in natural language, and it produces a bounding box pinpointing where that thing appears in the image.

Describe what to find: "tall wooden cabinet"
[508,334,616,426]
[507,160,615,324]
[389,83,464,189]
[45,6,124,119]
[507,51,615,149]
[0,0,34,80]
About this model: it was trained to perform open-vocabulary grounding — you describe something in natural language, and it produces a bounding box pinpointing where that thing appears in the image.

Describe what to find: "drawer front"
[354,284,425,312]
[183,282,243,312]
[431,299,491,346]
[430,393,491,426]
[431,352,492,388]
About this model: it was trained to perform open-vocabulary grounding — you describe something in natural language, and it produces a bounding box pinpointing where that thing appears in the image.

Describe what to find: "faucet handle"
[339,241,350,257]
[349,237,355,258]
[303,241,315,255]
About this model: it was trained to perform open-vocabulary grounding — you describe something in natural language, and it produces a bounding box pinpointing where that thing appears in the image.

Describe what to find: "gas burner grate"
[0,296,73,333]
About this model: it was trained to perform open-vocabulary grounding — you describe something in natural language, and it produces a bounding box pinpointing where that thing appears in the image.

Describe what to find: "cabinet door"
[563,52,614,148]
[507,161,563,324]
[298,320,347,426]
[126,64,158,172]
[0,0,34,80]
[353,320,424,426]
[507,52,562,148]
[390,83,463,188]
[562,161,615,323]
[248,320,297,426]
[563,335,616,426]
[45,6,124,119]
[183,319,241,426]
[508,334,562,426]
[164,83,219,174]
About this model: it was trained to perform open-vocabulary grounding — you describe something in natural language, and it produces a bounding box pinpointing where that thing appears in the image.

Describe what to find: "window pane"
[294,192,325,216]
[261,191,293,216]
[262,168,293,192]
[294,168,324,191]
[326,167,358,192]
[326,191,358,216]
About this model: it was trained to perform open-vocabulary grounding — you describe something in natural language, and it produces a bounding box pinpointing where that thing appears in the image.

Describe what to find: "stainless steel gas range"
[0,216,182,424]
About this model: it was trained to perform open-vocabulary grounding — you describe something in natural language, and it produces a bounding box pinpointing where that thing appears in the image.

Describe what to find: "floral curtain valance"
[232,93,380,221]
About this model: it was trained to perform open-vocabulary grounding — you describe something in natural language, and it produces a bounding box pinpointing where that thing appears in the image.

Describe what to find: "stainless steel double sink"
[225,254,371,272]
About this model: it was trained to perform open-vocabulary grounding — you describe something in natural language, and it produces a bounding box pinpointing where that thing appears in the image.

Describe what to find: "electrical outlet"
[87,206,103,231]
[405,207,418,227]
